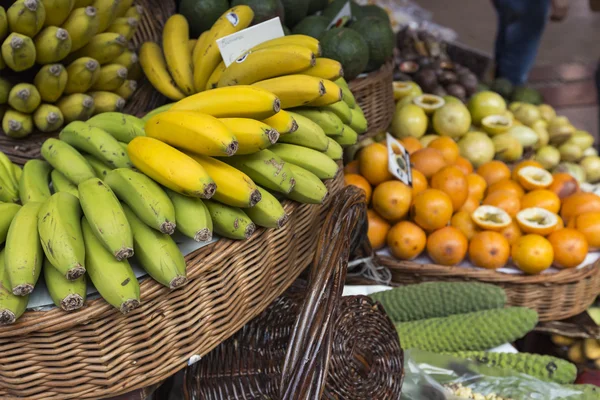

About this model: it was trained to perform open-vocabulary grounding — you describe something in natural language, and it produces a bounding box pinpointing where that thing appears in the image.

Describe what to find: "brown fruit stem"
[267,129,279,144]
[249,189,262,207]
[194,228,212,242]
[160,221,176,235]
[66,265,86,280]
[119,299,140,314]
[244,223,256,239]
[169,275,187,289]
[49,64,63,76]
[0,310,16,326]
[60,294,84,311]
[114,247,134,261]
[12,283,33,296]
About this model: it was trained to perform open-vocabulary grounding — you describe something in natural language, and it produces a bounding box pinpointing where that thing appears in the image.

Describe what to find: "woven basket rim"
[348,60,394,91]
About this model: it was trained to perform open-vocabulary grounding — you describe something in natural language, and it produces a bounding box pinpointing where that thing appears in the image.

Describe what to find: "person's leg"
[596,62,600,150]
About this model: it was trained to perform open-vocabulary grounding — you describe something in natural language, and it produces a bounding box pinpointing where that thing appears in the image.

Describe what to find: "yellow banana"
[145,111,238,156]
[171,86,280,120]
[277,111,329,151]
[206,60,226,90]
[244,187,287,229]
[203,200,255,240]
[192,5,254,92]
[321,100,352,124]
[67,32,126,64]
[41,138,97,184]
[192,29,208,62]
[86,111,144,143]
[262,110,298,134]
[84,154,113,179]
[163,14,194,95]
[62,6,100,52]
[34,26,72,63]
[7,0,45,37]
[65,57,101,94]
[223,149,296,194]
[43,258,86,311]
[57,93,95,122]
[323,137,343,160]
[106,16,137,40]
[218,45,315,87]
[292,108,344,136]
[188,39,196,55]
[19,159,51,205]
[113,0,133,17]
[269,143,339,179]
[73,0,94,7]
[8,83,41,113]
[50,169,79,197]
[34,64,68,102]
[33,104,64,132]
[166,189,212,242]
[115,79,136,100]
[219,117,278,155]
[286,163,328,204]
[92,0,120,33]
[139,42,185,101]
[306,79,342,106]
[0,77,10,104]
[251,34,320,56]
[0,7,7,42]
[186,153,261,208]
[89,91,125,114]
[0,249,29,325]
[91,63,128,91]
[252,74,325,109]
[127,137,216,198]
[302,58,343,81]
[1,33,36,71]
[2,109,33,138]
[0,204,20,245]
[42,0,74,26]
[81,216,140,314]
[334,124,359,146]
[123,5,142,21]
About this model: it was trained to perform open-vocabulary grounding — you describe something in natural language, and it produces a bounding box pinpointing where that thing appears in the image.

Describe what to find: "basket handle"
[279,186,368,399]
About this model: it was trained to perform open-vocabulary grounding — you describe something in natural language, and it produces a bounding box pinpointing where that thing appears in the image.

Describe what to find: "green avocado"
[178,0,229,38]
[349,16,394,71]
[280,0,310,28]
[230,0,285,24]
[354,4,390,22]
[512,86,544,105]
[307,0,329,15]
[292,15,330,38]
[320,27,369,80]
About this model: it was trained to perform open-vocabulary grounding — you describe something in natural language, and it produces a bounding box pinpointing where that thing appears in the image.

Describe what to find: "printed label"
[386,133,413,186]
[326,1,353,29]
[226,12,240,27]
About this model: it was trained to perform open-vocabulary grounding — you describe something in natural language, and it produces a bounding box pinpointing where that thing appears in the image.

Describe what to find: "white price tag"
[188,354,202,366]
[326,1,353,29]
[217,17,285,67]
[386,133,413,186]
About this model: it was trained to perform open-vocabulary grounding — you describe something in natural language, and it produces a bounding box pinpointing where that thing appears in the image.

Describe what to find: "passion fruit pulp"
[413,94,445,114]
[481,114,512,136]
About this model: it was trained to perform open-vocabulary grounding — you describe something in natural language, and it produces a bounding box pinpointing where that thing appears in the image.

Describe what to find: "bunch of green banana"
[44,258,86,312]
[86,111,144,142]
[0,151,20,202]
[1,33,36,71]
[41,137,97,184]
[6,0,46,38]
[0,203,21,245]
[19,159,51,204]
[50,169,78,197]
[8,83,41,113]
[166,189,212,242]
[34,64,68,102]
[33,104,64,132]
[204,199,255,240]
[34,26,72,64]
[56,93,95,122]
[0,248,29,326]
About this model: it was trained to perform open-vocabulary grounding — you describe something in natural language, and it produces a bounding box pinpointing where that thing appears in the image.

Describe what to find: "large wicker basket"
[348,61,395,139]
[0,173,343,400]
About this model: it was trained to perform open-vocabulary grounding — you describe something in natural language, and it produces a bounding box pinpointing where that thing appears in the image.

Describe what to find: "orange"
[359,143,393,186]
[367,209,391,250]
[411,189,453,232]
[517,166,553,191]
[387,221,427,260]
[471,205,512,231]
[554,217,565,231]
[482,190,521,217]
[426,226,468,266]
[487,179,525,199]
[516,207,559,236]
[500,219,522,245]
[548,173,579,199]
[344,174,372,204]
[410,148,447,179]
[459,195,481,214]
[451,210,480,240]
[430,166,469,211]
[344,160,360,175]
[411,169,428,197]
[547,228,588,269]
[468,231,510,270]
[511,160,543,181]
[520,189,561,214]
[428,136,460,164]
[454,156,474,176]
[477,161,511,186]
[371,180,412,222]
[466,173,487,200]
[511,234,554,274]
[399,137,422,155]
[569,212,600,249]
[560,192,600,224]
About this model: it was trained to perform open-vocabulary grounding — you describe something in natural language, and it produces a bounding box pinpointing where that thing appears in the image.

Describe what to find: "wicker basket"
[0,173,343,400]
[377,255,600,322]
[183,186,404,400]
[348,61,395,139]
[0,0,173,164]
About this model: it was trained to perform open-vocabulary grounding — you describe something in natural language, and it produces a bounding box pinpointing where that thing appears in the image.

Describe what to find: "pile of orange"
[344,140,600,275]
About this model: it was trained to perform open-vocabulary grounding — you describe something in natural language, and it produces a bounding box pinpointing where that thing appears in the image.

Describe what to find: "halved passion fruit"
[482,114,513,136]
[517,166,554,190]
[413,94,445,114]
[398,60,419,74]
[516,207,559,235]
[393,81,419,101]
[471,205,512,231]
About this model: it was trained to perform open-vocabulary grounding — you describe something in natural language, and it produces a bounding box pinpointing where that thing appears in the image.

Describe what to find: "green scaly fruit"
[59,120,132,168]
[1,33,36,71]
[334,124,359,146]
[41,138,96,185]
[320,101,352,124]
[34,26,72,63]
[277,111,329,151]
[349,107,368,134]
[8,83,41,113]
[92,0,120,32]
[67,32,127,65]
[50,169,78,197]
[0,248,29,325]
[105,168,176,234]
[89,91,125,114]
[4,201,44,296]
[269,143,339,179]
[33,104,64,132]
[0,77,11,104]
[56,93,95,122]
[323,137,343,160]
[19,159,51,205]
[0,203,21,245]
[0,7,7,42]
[65,57,101,94]
[78,177,133,260]
[86,112,144,143]
[203,200,255,240]
[43,258,86,311]
[285,163,328,204]
[6,0,45,37]
[91,63,128,91]
[106,16,137,40]
[34,64,68,102]
[244,186,287,229]
[166,189,212,242]
[62,6,100,53]
[84,154,113,179]
[38,192,86,280]
[81,216,140,314]
[122,204,186,289]
[292,108,344,136]
[115,79,136,100]
[41,0,75,26]
[224,149,296,194]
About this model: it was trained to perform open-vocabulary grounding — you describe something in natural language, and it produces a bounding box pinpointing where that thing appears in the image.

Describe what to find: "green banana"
[67,32,127,65]
[105,168,176,234]
[56,93,96,123]
[81,216,140,314]
[0,153,19,203]
[86,112,145,143]
[73,0,94,7]
[41,138,97,185]
[114,0,133,17]
[5,201,44,296]
[244,187,287,229]
[62,6,100,53]
[59,121,132,168]
[65,57,101,94]
[78,177,133,260]
[0,77,11,104]
[0,203,21,245]
[84,154,113,179]
[334,77,348,89]
[349,107,367,134]
[6,0,45,37]
[292,108,344,137]
[34,64,68,102]
[8,83,41,113]
[0,150,19,189]
[116,80,136,100]
[224,149,296,194]
[340,86,356,109]
[269,143,339,179]
[43,258,86,311]
[123,5,143,21]
[12,164,22,182]
[334,124,359,147]
[89,91,125,114]
[285,164,328,204]
[0,7,7,43]
[204,200,255,240]
[122,204,186,289]
[33,104,64,132]
[1,33,36,71]
[277,111,329,151]
[19,159,52,205]
[106,16,137,40]
[112,49,141,79]
[166,189,212,242]
[91,63,128,91]
[324,137,343,160]
[321,101,352,124]
[118,141,127,151]
[38,192,86,280]
[34,26,72,64]
[92,0,120,33]
[51,169,79,197]
[0,249,29,325]
[140,103,173,123]
[42,0,75,26]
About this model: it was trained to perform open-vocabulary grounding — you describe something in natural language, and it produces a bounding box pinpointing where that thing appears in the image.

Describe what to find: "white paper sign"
[217,17,285,67]
[326,1,353,29]
[386,133,413,186]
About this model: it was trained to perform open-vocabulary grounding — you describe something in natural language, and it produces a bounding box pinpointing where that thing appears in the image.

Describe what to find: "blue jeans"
[493,0,552,85]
